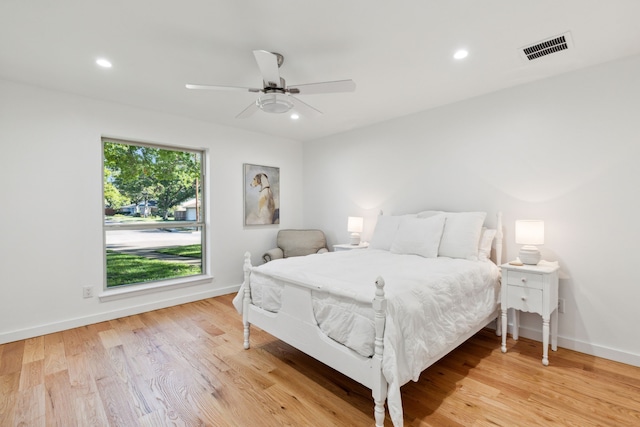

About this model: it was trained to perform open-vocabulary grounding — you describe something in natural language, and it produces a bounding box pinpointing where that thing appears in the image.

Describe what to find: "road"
[106,229,201,251]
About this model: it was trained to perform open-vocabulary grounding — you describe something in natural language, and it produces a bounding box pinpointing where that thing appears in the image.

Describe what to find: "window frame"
[101,137,209,299]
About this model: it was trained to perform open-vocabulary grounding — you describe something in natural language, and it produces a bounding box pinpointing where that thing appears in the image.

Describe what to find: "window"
[103,138,205,289]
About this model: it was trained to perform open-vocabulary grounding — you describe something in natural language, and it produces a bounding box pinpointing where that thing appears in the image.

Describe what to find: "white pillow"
[416,210,445,218]
[369,216,403,250]
[478,228,497,261]
[438,211,487,260]
[390,215,446,258]
[369,214,417,250]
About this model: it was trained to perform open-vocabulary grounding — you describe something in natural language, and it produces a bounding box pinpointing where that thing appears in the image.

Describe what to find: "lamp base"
[519,245,541,265]
[350,233,361,245]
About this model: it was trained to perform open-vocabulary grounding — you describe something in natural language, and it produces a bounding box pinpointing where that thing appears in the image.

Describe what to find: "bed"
[233,211,503,426]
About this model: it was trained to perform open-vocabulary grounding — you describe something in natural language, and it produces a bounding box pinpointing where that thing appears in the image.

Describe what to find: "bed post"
[495,212,504,337]
[372,276,387,427]
[242,252,252,350]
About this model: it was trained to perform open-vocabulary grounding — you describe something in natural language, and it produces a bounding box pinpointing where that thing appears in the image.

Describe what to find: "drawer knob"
[521,296,527,301]
[520,277,527,283]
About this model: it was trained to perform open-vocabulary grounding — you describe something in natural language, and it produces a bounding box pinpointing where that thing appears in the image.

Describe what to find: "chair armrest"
[317,248,328,254]
[263,248,284,263]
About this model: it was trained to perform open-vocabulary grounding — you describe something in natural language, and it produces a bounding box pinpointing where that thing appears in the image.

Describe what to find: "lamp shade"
[515,220,544,245]
[347,216,364,233]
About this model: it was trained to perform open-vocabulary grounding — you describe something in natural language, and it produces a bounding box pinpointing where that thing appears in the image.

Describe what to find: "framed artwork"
[244,163,280,225]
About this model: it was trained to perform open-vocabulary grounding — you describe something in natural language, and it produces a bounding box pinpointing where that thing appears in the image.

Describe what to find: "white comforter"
[234,249,500,426]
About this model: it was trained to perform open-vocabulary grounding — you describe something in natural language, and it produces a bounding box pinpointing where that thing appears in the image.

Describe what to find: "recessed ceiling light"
[96,58,112,68]
[453,50,468,60]
[290,113,300,120]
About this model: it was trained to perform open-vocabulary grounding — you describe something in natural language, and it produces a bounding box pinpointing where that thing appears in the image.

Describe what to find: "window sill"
[98,275,214,302]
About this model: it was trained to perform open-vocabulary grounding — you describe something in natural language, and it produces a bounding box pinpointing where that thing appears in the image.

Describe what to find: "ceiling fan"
[186,50,356,119]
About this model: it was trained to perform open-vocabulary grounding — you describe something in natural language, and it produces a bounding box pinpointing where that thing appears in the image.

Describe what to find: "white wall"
[3,54,639,366]
[303,54,640,366]
[0,79,303,343]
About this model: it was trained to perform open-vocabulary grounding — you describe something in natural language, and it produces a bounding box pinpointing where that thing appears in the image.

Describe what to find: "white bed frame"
[241,213,503,426]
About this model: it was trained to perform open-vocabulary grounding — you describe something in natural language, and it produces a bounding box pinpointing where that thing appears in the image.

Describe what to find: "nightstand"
[500,262,560,366]
[333,242,369,251]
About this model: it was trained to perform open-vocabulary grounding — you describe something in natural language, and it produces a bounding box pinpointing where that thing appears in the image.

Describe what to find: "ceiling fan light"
[453,49,468,60]
[96,58,112,68]
[257,93,293,114]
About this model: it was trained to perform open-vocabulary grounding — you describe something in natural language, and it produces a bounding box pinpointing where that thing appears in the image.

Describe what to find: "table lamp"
[515,220,544,265]
[348,216,364,245]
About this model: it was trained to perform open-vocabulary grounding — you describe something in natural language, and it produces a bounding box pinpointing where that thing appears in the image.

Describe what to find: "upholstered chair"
[262,229,328,263]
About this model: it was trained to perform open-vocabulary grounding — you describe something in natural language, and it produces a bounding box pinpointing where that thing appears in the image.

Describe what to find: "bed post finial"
[375,276,385,297]
[372,276,387,427]
[242,252,252,350]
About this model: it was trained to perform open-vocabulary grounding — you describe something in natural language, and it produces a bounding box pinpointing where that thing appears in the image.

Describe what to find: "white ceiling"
[2,0,640,142]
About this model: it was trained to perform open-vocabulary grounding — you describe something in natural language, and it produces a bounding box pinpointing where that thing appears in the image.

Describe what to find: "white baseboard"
[498,322,640,368]
[0,284,241,345]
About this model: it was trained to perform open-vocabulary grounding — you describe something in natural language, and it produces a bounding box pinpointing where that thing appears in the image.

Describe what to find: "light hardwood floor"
[1,294,639,426]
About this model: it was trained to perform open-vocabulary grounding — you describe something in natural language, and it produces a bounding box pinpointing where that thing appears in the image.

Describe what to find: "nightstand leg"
[512,309,520,340]
[551,309,558,351]
[501,309,507,353]
[542,317,550,366]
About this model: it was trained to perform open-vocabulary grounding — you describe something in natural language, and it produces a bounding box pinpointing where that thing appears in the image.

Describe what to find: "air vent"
[520,32,573,61]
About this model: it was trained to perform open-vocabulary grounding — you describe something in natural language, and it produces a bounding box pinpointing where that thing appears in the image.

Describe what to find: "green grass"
[155,244,202,258]
[106,250,202,287]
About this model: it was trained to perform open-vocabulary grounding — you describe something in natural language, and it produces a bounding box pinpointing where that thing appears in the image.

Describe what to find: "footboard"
[241,252,388,426]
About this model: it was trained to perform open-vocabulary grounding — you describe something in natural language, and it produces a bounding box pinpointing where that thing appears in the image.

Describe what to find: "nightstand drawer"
[507,285,543,313]
[506,271,543,289]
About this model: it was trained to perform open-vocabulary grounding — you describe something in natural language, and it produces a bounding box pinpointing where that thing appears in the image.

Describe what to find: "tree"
[104,169,130,209]
[103,141,201,219]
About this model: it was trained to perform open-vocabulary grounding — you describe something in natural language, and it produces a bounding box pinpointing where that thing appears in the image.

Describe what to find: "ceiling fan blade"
[186,84,261,92]
[253,50,282,88]
[289,96,322,118]
[288,79,356,95]
[236,101,259,119]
